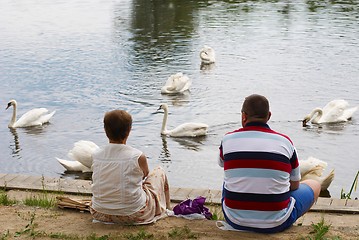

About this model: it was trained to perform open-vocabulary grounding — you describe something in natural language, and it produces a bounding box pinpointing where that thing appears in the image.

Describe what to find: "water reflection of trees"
[125,0,202,67]
[306,0,358,13]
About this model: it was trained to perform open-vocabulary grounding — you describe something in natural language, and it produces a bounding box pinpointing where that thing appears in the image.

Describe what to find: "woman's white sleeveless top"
[91,143,146,215]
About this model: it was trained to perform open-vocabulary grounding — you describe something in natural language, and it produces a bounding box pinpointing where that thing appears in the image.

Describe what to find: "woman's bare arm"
[138,154,149,179]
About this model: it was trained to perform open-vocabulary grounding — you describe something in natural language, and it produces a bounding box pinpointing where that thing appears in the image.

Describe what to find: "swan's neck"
[161,108,168,134]
[310,108,323,123]
[9,104,17,128]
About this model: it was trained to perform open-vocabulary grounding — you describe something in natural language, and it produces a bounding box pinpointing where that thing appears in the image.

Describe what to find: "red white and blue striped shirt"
[218,122,301,229]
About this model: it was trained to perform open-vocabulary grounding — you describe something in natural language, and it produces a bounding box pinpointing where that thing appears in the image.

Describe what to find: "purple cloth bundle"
[173,196,212,220]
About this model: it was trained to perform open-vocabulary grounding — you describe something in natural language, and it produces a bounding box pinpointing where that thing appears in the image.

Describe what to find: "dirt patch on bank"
[0,190,358,239]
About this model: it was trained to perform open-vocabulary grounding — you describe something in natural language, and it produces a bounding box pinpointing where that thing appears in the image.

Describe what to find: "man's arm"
[218,144,224,167]
[290,180,300,191]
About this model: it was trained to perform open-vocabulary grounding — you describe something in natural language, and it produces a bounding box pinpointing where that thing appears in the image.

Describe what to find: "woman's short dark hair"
[104,110,132,141]
[241,94,270,119]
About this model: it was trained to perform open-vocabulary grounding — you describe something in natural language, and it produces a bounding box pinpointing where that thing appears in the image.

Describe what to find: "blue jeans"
[223,183,315,233]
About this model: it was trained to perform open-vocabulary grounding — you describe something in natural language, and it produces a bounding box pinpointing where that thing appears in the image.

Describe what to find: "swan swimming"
[299,156,335,191]
[56,140,99,172]
[157,103,208,137]
[6,99,56,128]
[200,45,215,64]
[161,72,191,94]
[302,99,358,127]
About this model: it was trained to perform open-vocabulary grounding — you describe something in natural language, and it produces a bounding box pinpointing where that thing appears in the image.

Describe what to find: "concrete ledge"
[1,173,358,213]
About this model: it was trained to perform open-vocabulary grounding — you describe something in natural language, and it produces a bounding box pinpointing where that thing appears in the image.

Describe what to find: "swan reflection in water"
[159,135,207,171]
[302,121,349,134]
[22,124,50,135]
[159,136,171,170]
[200,62,215,71]
[160,134,207,153]
[162,91,190,107]
[9,124,52,158]
[9,128,21,155]
[159,135,171,161]
[170,135,207,152]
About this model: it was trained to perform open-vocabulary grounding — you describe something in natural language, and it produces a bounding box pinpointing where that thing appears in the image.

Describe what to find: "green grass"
[207,204,224,220]
[0,191,17,206]
[1,230,10,240]
[310,218,330,239]
[123,229,154,240]
[85,233,111,240]
[341,170,358,200]
[12,210,108,240]
[168,226,198,239]
[47,232,81,239]
[299,217,341,240]
[23,193,56,208]
[14,210,41,238]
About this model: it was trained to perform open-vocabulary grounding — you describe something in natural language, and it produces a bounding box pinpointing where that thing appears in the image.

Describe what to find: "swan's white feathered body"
[200,45,215,64]
[56,140,99,172]
[158,103,208,137]
[303,99,358,126]
[56,158,91,172]
[6,99,56,128]
[161,73,191,94]
[299,156,335,190]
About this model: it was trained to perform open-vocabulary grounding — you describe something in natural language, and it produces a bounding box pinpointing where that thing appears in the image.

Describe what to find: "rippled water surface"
[1,0,358,198]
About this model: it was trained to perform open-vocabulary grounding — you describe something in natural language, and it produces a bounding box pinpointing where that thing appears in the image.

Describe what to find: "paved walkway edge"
[0,173,358,214]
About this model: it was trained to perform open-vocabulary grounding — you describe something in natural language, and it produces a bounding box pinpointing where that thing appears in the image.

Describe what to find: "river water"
[1,0,358,199]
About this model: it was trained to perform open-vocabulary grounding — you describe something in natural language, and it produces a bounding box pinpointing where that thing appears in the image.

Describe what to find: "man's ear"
[267,112,272,121]
[242,112,246,122]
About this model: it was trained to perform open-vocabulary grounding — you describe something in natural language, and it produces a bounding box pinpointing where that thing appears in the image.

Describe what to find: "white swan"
[158,103,208,137]
[200,45,215,64]
[299,156,335,190]
[56,140,99,172]
[6,99,56,128]
[161,73,191,94]
[302,99,358,127]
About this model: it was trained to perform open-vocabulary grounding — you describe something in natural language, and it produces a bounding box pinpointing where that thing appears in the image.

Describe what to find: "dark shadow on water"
[319,189,331,198]
[61,171,92,181]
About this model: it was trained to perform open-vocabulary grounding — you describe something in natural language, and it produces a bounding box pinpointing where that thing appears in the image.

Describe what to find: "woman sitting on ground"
[90,109,171,224]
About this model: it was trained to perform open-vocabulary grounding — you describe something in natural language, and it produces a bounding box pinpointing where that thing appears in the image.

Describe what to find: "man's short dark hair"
[241,94,270,119]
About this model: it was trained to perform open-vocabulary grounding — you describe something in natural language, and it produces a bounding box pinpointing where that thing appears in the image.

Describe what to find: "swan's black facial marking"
[6,102,12,110]
[302,119,308,127]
